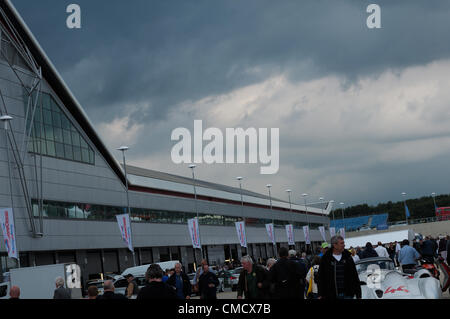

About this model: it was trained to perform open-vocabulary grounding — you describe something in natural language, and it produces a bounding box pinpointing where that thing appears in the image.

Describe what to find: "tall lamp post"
[340,202,345,233]
[236,177,247,255]
[189,164,203,260]
[401,192,408,224]
[302,193,313,252]
[431,192,437,217]
[286,189,293,249]
[117,146,136,266]
[1,115,20,267]
[266,184,276,256]
[329,200,335,224]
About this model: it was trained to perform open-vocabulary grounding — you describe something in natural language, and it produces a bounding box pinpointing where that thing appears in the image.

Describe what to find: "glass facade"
[32,199,320,229]
[25,92,95,165]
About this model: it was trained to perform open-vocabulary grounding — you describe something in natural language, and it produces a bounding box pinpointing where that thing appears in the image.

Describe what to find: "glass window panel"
[73,146,81,161]
[71,131,80,147]
[61,115,71,130]
[88,150,95,164]
[64,144,73,160]
[43,109,52,125]
[80,137,88,149]
[50,99,60,113]
[81,148,89,162]
[38,139,47,155]
[52,112,61,127]
[44,125,54,141]
[46,140,56,157]
[63,129,71,144]
[54,127,63,143]
[33,109,42,124]
[42,94,51,110]
[55,142,65,158]
[33,122,42,138]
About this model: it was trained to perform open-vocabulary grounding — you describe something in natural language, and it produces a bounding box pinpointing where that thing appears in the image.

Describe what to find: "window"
[25,92,95,165]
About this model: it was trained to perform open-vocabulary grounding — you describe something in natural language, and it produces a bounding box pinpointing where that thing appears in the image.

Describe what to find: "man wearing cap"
[318,242,329,257]
[124,273,140,299]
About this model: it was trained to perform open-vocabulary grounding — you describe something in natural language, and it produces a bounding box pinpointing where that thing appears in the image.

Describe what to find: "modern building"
[0,0,331,284]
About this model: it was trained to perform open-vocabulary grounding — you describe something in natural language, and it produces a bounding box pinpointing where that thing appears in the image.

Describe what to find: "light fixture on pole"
[190,164,203,259]
[236,176,247,255]
[116,145,135,266]
[431,192,437,215]
[340,202,345,232]
[329,200,335,223]
[319,196,326,232]
[401,192,408,224]
[1,115,20,267]
[302,193,313,252]
[266,184,276,256]
[286,189,293,224]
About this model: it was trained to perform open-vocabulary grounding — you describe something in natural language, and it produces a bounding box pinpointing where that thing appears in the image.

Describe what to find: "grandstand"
[331,213,389,231]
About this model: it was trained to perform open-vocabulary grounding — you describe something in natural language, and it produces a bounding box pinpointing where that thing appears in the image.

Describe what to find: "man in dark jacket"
[96,280,127,300]
[137,264,177,299]
[360,242,378,259]
[288,250,307,298]
[237,255,269,299]
[53,277,72,299]
[421,236,437,262]
[269,247,305,299]
[198,262,219,299]
[167,262,192,299]
[318,235,361,299]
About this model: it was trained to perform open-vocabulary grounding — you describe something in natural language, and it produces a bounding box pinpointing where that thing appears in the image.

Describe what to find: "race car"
[355,257,442,299]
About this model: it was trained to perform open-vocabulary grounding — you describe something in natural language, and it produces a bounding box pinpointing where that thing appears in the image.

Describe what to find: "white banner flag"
[188,218,201,249]
[339,227,346,239]
[235,221,247,248]
[116,214,133,252]
[319,226,327,242]
[329,227,336,237]
[265,223,276,245]
[285,224,295,245]
[0,208,18,259]
[303,225,311,245]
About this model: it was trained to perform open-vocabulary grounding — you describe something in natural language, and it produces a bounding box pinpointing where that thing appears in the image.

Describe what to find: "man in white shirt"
[375,241,389,258]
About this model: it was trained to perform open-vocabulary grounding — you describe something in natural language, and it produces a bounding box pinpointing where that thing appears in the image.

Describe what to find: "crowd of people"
[6,234,450,300]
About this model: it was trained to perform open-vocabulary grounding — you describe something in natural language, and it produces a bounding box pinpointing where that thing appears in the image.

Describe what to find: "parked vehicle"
[0,263,82,299]
[120,260,180,277]
[113,275,147,297]
[228,267,243,291]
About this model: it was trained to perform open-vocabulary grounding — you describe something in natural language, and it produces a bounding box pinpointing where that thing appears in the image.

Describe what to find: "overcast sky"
[11,0,450,208]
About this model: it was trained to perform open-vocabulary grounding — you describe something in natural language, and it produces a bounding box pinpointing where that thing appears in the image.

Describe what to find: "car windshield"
[355,259,395,273]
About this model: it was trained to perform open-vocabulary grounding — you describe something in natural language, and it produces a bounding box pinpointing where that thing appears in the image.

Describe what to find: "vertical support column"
[152,247,160,263]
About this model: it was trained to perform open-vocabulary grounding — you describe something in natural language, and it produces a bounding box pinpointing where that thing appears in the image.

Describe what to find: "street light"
[236,177,247,255]
[340,202,345,233]
[116,145,135,266]
[431,192,437,215]
[266,184,276,256]
[189,164,203,259]
[329,200,335,223]
[286,189,293,224]
[1,115,20,267]
[302,193,313,251]
[401,192,408,224]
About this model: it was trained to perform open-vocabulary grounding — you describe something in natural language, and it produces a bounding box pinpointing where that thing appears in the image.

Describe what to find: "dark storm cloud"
[10,0,450,125]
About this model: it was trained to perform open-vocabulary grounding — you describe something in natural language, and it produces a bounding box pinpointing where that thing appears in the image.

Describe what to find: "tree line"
[332,194,450,222]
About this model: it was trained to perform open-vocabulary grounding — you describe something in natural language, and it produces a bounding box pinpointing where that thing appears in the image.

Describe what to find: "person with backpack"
[269,247,305,299]
[305,256,321,299]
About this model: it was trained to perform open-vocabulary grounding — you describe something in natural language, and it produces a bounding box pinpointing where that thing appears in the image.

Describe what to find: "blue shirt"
[175,274,184,299]
[398,245,420,266]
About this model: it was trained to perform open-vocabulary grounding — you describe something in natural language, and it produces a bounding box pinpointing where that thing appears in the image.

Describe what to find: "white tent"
[345,229,415,248]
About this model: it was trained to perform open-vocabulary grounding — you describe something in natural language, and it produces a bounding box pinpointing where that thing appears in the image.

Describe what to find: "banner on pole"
[235,221,247,248]
[339,227,346,239]
[303,225,311,245]
[318,226,327,242]
[329,227,336,237]
[188,218,201,249]
[0,208,18,259]
[265,223,276,245]
[116,214,133,252]
[285,224,295,245]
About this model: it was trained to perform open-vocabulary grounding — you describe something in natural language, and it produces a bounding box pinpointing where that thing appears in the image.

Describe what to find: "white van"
[120,260,180,277]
